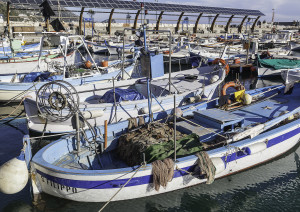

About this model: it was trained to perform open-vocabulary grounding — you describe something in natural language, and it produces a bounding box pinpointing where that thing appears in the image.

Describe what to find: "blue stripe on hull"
[36,126,300,190]
[36,165,195,189]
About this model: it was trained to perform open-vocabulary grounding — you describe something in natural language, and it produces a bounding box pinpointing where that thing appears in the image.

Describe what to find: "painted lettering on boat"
[40,175,78,193]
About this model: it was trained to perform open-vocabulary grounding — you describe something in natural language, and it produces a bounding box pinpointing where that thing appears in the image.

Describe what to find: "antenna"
[271,8,275,24]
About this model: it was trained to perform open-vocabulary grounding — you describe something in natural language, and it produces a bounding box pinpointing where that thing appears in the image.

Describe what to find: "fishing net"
[152,158,174,191]
[116,122,205,166]
[193,151,216,184]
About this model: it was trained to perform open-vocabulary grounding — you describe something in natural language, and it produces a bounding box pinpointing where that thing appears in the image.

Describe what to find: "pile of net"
[116,122,206,166]
[193,151,216,184]
[152,158,174,191]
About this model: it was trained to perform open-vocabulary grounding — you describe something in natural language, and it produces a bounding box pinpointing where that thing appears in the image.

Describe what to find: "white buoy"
[211,157,225,175]
[210,75,219,84]
[187,95,201,103]
[82,110,104,119]
[44,57,51,64]
[243,93,252,105]
[0,152,29,194]
[139,104,161,114]
[243,142,267,155]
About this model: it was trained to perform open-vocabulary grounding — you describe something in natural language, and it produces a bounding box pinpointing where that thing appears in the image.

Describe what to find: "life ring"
[212,58,230,75]
[221,81,244,96]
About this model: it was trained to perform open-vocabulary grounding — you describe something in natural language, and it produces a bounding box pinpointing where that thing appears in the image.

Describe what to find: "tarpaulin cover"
[144,133,204,163]
[22,72,63,82]
[259,57,300,70]
[100,88,146,103]
[234,89,245,102]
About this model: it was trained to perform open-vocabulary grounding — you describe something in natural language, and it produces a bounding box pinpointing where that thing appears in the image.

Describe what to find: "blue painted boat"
[14,83,300,202]
[0,42,40,54]
[0,55,138,102]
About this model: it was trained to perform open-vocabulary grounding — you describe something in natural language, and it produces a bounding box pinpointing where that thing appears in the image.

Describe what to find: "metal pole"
[92,19,94,37]
[84,19,86,36]
[6,2,10,37]
[113,77,118,123]
[77,36,100,72]
[75,112,81,152]
[246,39,249,64]
[173,95,177,161]
[143,24,147,51]
[122,28,125,80]
[147,78,152,122]
[169,31,172,94]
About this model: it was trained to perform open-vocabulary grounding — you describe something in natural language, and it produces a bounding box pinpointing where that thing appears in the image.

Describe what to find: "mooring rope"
[98,164,145,212]
[0,96,28,121]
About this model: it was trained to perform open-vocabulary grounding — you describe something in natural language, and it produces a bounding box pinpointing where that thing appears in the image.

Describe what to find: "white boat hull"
[31,120,300,202]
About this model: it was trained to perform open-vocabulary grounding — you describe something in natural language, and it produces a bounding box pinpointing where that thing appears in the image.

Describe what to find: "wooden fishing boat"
[20,82,300,203]
[3,82,299,203]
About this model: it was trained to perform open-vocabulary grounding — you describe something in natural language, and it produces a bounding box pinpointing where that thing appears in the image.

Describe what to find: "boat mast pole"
[147,78,152,122]
[122,28,125,80]
[169,31,172,94]
[113,77,118,123]
[173,95,177,161]
[6,2,10,37]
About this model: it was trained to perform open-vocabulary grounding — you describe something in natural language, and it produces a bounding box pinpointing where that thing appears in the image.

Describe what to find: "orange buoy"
[85,60,92,69]
[101,60,108,67]
[234,58,241,64]
[212,58,230,75]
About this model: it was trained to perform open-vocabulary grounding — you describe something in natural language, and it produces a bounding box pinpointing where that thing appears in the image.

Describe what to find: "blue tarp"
[22,72,63,82]
[100,88,145,103]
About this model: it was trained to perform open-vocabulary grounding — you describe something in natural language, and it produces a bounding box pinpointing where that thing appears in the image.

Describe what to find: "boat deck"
[176,87,300,142]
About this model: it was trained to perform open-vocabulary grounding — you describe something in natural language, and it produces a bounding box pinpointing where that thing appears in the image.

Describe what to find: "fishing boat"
[0,52,138,102]
[4,82,299,202]
[256,54,300,78]
[281,68,300,84]
[86,40,108,54]
[23,58,226,134]
[0,38,40,54]
[0,34,77,76]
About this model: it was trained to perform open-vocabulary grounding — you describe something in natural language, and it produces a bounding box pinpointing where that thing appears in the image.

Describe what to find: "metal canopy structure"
[7,0,264,16]
[4,0,265,34]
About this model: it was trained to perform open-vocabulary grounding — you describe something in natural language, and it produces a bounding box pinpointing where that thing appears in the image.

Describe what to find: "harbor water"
[0,54,299,211]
